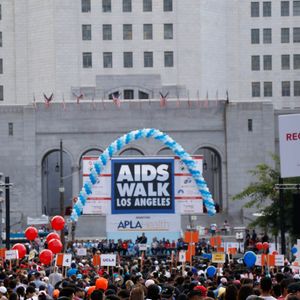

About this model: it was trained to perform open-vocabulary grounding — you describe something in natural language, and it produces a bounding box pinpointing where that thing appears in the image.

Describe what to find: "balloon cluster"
[256,242,269,251]
[17,215,65,265]
[70,128,216,221]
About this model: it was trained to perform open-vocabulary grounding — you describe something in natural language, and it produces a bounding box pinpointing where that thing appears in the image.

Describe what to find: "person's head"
[225,284,238,300]
[16,286,25,297]
[9,292,19,300]
[59,287,76,300]
[161,286,175,300]
[91,290,104,300]
[238,284,254,300]
[260,277,272,294]
[147,284,160,300]
[96,277,108,292]
[26,286,36,297]
[287,282,300,298]
[129,287,144,300]
[75,287,85,299]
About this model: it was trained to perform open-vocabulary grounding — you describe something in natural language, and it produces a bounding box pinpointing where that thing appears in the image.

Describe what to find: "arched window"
[41,150,73,216]
[79,149,103,187]
[119,148,144,156]
[157,147,174,156]
[194,147,222,212]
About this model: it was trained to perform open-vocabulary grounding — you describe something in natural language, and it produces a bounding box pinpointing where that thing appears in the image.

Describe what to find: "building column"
[72,165,80,197]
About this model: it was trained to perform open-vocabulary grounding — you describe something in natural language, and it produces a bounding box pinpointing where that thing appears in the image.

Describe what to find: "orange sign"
[93,254,101,266]
[184,231,199,243]
[0,249,7,259]
[228,247,237,255]
[210,236,222,247]
[55,253,64,266]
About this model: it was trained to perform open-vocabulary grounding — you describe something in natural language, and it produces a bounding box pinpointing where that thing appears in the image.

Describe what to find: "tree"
[232,155,298,237]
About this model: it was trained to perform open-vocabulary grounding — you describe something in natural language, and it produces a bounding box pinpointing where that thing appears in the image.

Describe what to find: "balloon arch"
[70,128,216,222]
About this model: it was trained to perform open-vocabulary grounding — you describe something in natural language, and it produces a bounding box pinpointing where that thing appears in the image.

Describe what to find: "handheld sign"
[76,248,87,256]
[212,253,226,264]
[101,254,116,267]
[62,254,72,267]
[5,250,19,260]
[138,244,147,251]
[179,251,186,263]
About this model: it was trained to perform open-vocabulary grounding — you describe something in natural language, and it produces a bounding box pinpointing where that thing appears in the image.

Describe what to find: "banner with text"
[111,158,174,214]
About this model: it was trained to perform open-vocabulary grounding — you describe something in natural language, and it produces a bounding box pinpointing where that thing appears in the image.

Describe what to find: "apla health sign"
[111,158,174,214]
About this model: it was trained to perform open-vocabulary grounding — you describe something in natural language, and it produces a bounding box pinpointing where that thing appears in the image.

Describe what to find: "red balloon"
[48,239,63,254]
[46,232,60,243]
[51,216,65,231]
[25,227,38,241]
[256,242,263,250]
[12,243,27,259]
[263,242,269,250]
[39,249,53,265]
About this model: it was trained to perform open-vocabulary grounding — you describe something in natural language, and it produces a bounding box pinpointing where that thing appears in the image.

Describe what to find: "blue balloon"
[206,266,217,277]
[243,251,257,268]
[291,246,298,254]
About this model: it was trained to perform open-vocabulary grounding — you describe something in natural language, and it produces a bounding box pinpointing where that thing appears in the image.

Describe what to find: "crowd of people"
[0,231,299,300]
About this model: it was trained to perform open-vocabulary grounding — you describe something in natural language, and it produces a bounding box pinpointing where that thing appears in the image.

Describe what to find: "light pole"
[59,140,65,248]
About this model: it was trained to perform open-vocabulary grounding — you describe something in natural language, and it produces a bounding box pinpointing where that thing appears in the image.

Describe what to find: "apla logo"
[118,220,142,229]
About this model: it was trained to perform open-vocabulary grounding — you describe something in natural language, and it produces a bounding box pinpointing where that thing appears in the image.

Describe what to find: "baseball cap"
[0,287,7,294]
[193,285,207,297]
[287,282,300,293]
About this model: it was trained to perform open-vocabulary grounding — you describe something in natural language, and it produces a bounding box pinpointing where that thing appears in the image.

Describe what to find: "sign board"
[111,158,174,214]
[275,255,285,266]
[212,252,226,263]
[179,251,186,263]
[255,255,262,266]
[101,254,116,266]
[279,114,300,178]
[76,248,87,256]
[28,250,36,260]
[138,244,147,251]
[106,214,181,233]
[5,250,18,260]
[62,254,72,267]
[27,215,49,225]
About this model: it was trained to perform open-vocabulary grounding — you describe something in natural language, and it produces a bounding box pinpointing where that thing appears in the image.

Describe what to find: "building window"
[294,54,300,69]
[281,28,290,43]
[251,2,259,17]
[143,0,152,12]
[103,24,112,40]
[123,0,132,12]
[282,81,291,96]
[248,119,253,132]
[144,51,153,67]
[263,2,272,16]
[252,82,260,97]
[139,91,149,99]
[164,0,173,12]
[0,4,1,20]
[0,85,3,101]
[82,0,91,12]
[102,0,111,12]
[123,24,132,40]
[293,28,300,42]
[281,1,290,16]
[281,54,290,69]
[294,81,300,96]
[143,24,153,40]
[8,123,13,136]
[164,24,173,39]
[263,28,272,44]
[251,55,260,70]
[103,52,112,68]
[164,51,174,67]
[263,55,272,70]
[251,29,260,44]
[264,82,272,97]
[0,58,2,74]
[82,24,92,40]
[82,52,92,68]
[124,52,133,68]
[124,89,134,99]
[293,1,300,15]
[0,32,2,47]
